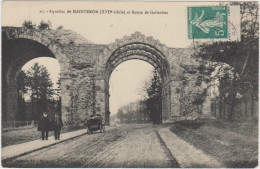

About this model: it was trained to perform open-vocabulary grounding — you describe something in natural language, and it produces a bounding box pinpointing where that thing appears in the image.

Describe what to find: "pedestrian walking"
[53,114,63,140]
[38,112,52,140]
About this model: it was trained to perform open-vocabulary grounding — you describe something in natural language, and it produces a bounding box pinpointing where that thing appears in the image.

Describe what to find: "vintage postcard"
[1,1,259,168]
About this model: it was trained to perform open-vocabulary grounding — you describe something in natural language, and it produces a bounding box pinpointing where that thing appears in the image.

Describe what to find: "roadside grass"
[170,118,258,168]
[2,126,87,147]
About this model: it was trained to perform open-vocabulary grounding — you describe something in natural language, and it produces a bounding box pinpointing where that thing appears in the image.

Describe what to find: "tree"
[195,2,259,120]
[38,20,52,30]
[116,100,149,124]
[38,66,54,116]
[26,63,54,120]
[140,70,162,124]
[116,108,124,123]
[148,70,162,124]
[22,20,35,29]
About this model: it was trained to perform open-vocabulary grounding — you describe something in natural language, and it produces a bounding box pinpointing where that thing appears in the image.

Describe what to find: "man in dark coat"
[53,114,63,140]
[38,112,52,140]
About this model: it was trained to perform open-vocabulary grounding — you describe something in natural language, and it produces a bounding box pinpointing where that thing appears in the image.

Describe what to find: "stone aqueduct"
[2,27,206,126]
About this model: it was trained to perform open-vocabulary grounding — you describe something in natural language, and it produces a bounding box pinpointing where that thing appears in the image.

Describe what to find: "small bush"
[22,20,35,29]
[38,20,52,30]
[57,25,64,30]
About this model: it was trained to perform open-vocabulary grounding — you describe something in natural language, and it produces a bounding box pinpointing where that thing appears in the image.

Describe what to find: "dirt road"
[3,124,179,168]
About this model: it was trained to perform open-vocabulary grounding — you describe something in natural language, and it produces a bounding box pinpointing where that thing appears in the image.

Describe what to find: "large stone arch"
[2,27,69,121]
[94,32,173,125]
[2,27,69,69]
[105,42,170,80]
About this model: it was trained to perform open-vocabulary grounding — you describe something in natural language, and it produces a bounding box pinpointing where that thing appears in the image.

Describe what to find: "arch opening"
[2,38,61,122]
[104,43,171,125]
[109,59,159,125]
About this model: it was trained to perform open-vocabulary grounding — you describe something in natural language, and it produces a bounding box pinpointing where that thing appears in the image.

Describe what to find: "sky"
[2,1,225,48]
[109,60,154,114]
[2,1,233,115]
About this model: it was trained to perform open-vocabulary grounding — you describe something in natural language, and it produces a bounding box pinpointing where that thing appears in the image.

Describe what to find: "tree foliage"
[38,20,52,30]
[196,2,258,88]
[17,63,59,120]
[195,2,259,120]
[116,101,149,124]
[26,63,54,120]
[22,20,52,30]
[22,20,35,29]
[139,70,162,124]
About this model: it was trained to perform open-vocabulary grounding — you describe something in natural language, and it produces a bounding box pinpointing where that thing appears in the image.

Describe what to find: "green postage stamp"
[188,6,228,39]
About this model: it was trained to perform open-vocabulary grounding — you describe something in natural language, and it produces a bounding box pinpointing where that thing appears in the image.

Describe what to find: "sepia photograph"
[1,1,259,168]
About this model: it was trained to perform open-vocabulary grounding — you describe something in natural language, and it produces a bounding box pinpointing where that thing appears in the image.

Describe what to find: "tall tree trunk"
[31,96,34,121]
[223,101,226,118]
[244,98,248,117]
[37,93,39,120]
[251,90,255,118]
[214,100,216,117]
[219,99,222,118]
[228,92,236,121]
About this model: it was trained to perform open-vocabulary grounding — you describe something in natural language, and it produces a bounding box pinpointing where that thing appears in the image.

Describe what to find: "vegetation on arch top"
[2,20,94,46]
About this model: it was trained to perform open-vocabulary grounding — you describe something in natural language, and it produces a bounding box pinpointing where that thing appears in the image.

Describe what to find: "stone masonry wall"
[2,27,210,126]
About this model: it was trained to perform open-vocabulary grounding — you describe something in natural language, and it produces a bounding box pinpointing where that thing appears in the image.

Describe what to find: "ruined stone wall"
[60,43,107,126]
[2,27,214,126]
[167,47,211,119]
